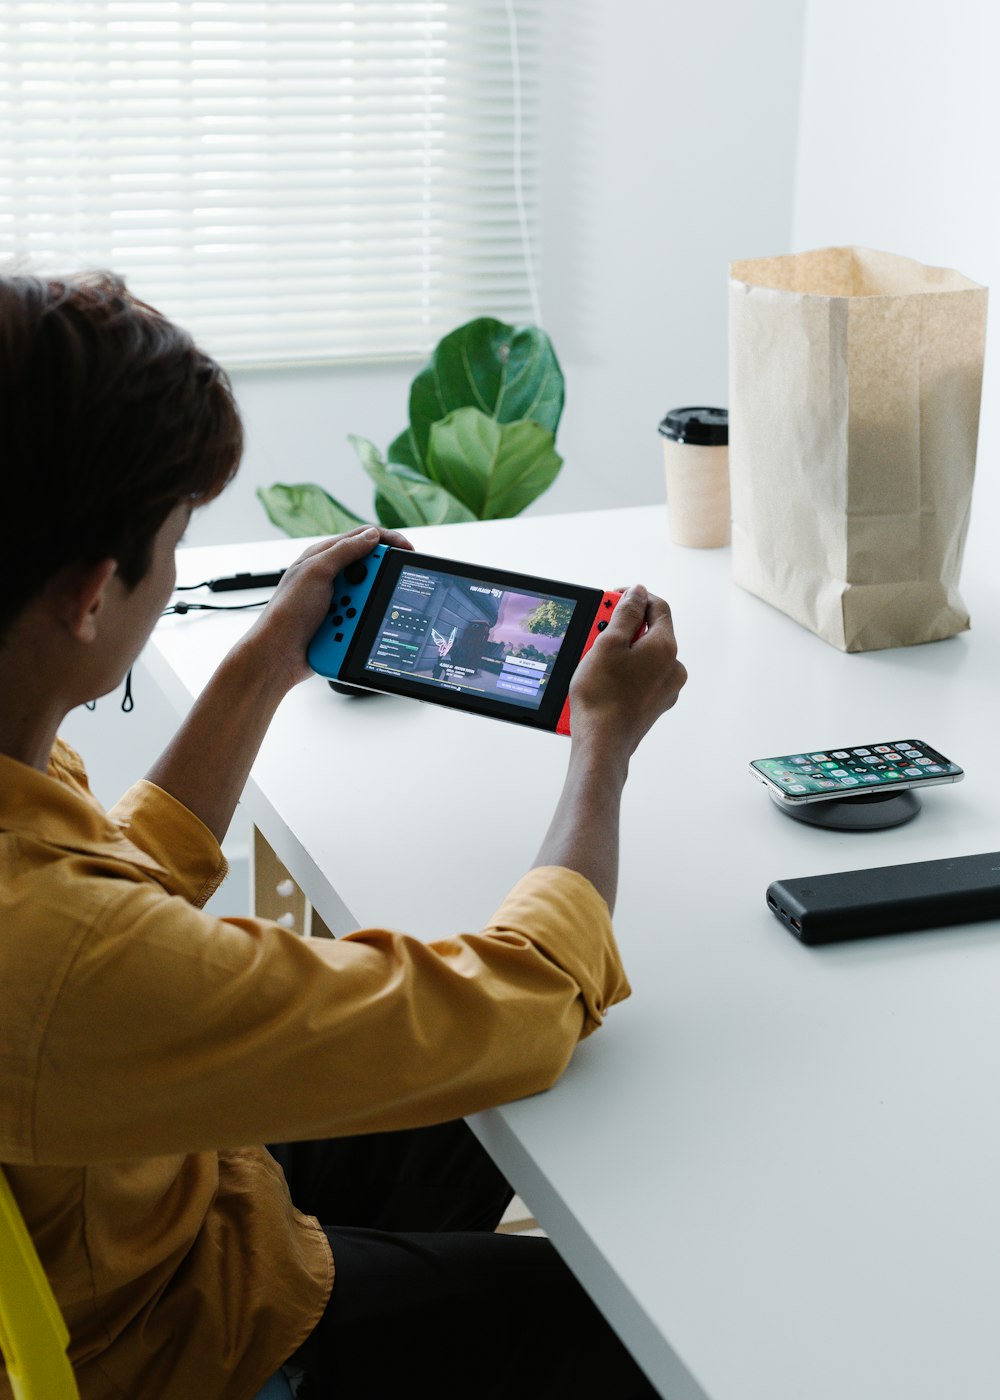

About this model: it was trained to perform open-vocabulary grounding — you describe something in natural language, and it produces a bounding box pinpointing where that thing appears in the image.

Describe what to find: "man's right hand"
[568,584,687,759]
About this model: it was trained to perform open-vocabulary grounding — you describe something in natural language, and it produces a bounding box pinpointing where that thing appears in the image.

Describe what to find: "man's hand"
[568,584,687,762]
[532,584,685,912]
[237,525,413,690]
[146,525,412,842]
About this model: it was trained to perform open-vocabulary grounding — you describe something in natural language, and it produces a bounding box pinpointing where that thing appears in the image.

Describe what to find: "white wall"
[526,0,806,515]
[793,0,999,573]
[65,0,808,903]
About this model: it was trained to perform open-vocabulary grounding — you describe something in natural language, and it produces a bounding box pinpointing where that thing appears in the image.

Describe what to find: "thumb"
[604,584,648,639]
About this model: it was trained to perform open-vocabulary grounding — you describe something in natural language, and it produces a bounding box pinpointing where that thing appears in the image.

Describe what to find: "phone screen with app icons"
[750,740,963,802]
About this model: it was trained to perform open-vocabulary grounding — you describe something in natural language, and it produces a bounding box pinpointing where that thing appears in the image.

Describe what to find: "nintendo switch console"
[307,546,622,735]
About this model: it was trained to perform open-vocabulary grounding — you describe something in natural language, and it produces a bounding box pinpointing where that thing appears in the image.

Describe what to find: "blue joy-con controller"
[306,543,389,679]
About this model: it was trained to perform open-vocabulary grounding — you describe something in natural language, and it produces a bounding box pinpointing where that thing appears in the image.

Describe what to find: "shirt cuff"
[108,780,228,907]
[484,866,631,1036]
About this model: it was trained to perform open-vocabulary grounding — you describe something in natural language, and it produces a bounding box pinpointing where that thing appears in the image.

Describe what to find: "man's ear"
[49,559,120,642]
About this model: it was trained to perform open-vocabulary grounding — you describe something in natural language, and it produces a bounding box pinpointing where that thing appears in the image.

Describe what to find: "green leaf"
[350,436,411,527]
[373,491,408,530]
[257,483,366,538]
[426,407,563,519]
[386,426,422,473]
[349,434,476,527]
[408,318,564,468]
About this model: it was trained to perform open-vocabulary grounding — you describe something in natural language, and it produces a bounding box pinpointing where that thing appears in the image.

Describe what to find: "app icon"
[839,776,860,786]
[788,784,807,793]
[810,753,830,761]
[861,774,880,783]
[853,748,871,756]
[830,768,849,778]
[926,765,944,773]
[875,745,891,753]
[832,750,849,759]
[903,767,922,777]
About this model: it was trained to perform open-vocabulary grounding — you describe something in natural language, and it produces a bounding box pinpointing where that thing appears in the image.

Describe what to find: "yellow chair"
[1,1168,297,1399]
[0,1165,78,1400]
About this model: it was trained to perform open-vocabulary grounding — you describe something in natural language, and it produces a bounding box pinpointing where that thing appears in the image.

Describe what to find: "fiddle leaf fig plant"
[406,316,564,468]
[257,317,565,537]
[257,482,366,538]
[352,435,476,528]
[426,408,563,519]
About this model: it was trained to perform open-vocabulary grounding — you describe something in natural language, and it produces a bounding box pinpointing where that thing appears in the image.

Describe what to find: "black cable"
[85,597,269,714]
[161,599,267,616]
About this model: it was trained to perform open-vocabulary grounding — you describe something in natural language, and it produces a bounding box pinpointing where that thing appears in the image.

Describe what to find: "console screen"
[360,565,579,712]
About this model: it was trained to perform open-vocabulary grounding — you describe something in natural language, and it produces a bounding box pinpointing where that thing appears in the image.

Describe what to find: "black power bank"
[767,851,1000,945]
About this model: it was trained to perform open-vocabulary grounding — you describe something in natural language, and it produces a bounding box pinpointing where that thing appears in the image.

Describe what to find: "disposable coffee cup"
[658,406,730,547]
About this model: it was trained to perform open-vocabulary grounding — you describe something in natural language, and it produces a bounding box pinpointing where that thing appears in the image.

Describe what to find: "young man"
[0,274,687,1399]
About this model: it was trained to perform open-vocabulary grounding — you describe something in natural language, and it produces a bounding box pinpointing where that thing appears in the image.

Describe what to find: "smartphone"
[750,739,964,805]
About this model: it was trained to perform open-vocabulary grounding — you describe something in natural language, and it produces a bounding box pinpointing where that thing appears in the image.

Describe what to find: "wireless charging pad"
[769,788,921,831]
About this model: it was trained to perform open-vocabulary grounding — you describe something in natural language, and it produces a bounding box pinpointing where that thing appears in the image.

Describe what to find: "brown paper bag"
[728,247,988,651]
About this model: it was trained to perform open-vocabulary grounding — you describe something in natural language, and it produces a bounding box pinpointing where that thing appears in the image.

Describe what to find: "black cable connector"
[163,599,267,617]
[174,570,286,593]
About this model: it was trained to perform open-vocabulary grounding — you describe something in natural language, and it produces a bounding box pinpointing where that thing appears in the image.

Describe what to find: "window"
[0,1,541,366]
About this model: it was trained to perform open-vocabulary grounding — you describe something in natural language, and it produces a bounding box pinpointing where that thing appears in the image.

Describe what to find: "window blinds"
[0,2,541,366]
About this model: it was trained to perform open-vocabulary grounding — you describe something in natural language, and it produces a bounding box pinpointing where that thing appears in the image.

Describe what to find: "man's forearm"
[144,640,293,844]
[532,738,630,914]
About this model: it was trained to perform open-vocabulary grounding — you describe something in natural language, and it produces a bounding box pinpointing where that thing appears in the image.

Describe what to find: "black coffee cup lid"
[658,406,728,445]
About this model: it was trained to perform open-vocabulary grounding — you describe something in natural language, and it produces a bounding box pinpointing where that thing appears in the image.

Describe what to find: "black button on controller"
[344,562,368,585]
[597,620,608,631]
[332,614,344,626]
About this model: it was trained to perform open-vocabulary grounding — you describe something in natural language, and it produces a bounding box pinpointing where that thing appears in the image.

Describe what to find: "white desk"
[143,505,1000,1400]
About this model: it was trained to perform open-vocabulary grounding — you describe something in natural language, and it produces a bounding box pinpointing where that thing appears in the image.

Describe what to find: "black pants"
[268,1123,659,1398]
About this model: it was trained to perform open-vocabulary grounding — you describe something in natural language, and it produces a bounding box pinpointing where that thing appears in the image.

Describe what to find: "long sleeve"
[32,864,629,1163]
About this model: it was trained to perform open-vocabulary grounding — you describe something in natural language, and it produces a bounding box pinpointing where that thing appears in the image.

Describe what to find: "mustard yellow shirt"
[0,739,629,1400]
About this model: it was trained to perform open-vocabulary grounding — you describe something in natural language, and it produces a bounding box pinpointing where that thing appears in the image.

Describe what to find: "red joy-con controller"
[556,591,623,736]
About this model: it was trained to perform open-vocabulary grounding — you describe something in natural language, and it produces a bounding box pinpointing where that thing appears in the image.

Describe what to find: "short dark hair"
[0,272,242,637]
